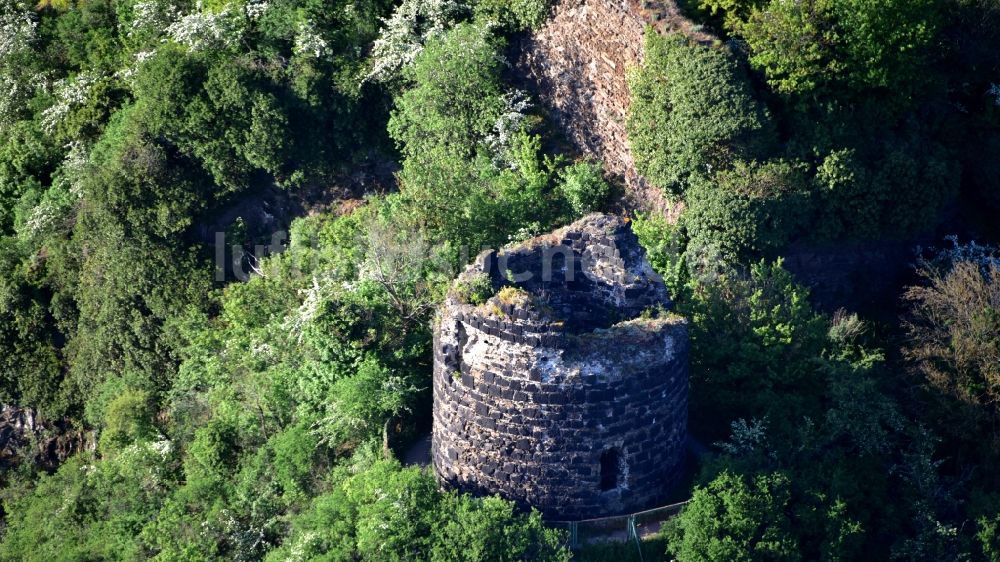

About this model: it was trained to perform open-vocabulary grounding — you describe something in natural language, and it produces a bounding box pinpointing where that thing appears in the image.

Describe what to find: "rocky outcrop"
[432,214,689,518]
[0,405,94,471]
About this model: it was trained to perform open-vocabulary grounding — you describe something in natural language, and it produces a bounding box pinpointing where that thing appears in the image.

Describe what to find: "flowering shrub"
[165,2,244,52]
[127,0,180,42]
[0,0,35,62]
[293,19,328,59]
[917,236,1000,274]
[0,0,37,131]
[365,0,470,84]
[0,73,31,132]
[990,83,1000,106]
[484,89,533,169]
[40,71,102,135]
[115,50,157,86]
[244,0,269,20]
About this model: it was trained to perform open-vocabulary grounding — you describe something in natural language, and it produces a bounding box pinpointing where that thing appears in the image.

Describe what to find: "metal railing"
[547,499,691,550]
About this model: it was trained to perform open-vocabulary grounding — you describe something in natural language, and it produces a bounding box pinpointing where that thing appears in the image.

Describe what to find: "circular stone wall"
[432,214,688,519]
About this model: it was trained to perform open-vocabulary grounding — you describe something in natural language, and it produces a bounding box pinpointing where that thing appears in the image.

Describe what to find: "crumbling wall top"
[447,214,671,334]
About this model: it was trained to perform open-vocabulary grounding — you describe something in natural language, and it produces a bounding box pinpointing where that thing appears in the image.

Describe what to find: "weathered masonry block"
[432,214,689,519]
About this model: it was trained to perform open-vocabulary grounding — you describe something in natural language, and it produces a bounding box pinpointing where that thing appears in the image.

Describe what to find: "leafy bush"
[811,135,958,240]
[631,212,686,296]
[695,0,764,27]
[473,0,550,31]
[268,454,569,562]
[736,0,941,99]
[664,471,800,562]
[904,254,1000,448]
[389,23,586,254]
[558,160,611,216]
[626,31,773,195]
[679,259,830,437]
[366,0,471,86]
[682,159,811,261]
[99,388,157,453]
[453,271,494,305]
[430,493,568,561]
[313,355,421,447]
[0,238,63,415]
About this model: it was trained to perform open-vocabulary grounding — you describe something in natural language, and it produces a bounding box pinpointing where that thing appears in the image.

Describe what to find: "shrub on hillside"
[626,31,773,196]
[904,252,1000,449]
[682,159,811,261]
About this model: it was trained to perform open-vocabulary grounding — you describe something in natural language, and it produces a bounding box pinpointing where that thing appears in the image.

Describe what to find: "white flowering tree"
[123,0,180,46]
[484,89,533,169]
[15,141,88,243]
[39,71,103,135]
[365,0,470,85]
[0,0,34,63]
[0,0,37,132]
[292,19,328,59]
[165,1,245,52]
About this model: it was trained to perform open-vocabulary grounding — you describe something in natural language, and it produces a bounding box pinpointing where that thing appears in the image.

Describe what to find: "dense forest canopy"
[0,0,998,559]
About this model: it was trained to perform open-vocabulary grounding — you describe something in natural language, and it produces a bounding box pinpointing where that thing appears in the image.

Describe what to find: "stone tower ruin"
[432,214,689,519]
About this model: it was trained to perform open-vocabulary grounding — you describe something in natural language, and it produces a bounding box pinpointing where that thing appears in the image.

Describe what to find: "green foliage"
[98,387,157,453]
[680,259,830,436]
[810,134,958,240]
[695,0,764,28]
[269,453,569,562]
[666,250,951,560]
[0,121,59,235]
[683,159,811,261]
[0,0,996,558]
[736,0,941,99]
[452,271,495,305]
[313,355,421,447]
[473,0,550,31]
[558,160,611,217]
[389,23,592,254]
[0,446,179,562]
[268,424,319,498]
[390,23,516,250]
[389,23,505,164]
[430,494,569,562]
[665,471,800,562]
[976,513,1000,562]
[0,238,63,415]
[626,31,772,195]
[641,0,960,252]
[630,212,686,296]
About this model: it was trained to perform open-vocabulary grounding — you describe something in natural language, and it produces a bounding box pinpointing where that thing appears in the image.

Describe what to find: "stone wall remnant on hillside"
[432,214,689,519]
[516,0,710,216]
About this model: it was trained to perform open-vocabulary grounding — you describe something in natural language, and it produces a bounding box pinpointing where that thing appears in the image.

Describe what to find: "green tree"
[0,445,179,562]
[682,159,811,261]
[737,0,941,100]
[626,31,772,195]
[431,494,569,562]
[557,160,611,217]
[665,471,800,562]
[98,387,158,454]
[0,238,63,414]
[269,453,569,562]
[680,259,829,438]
